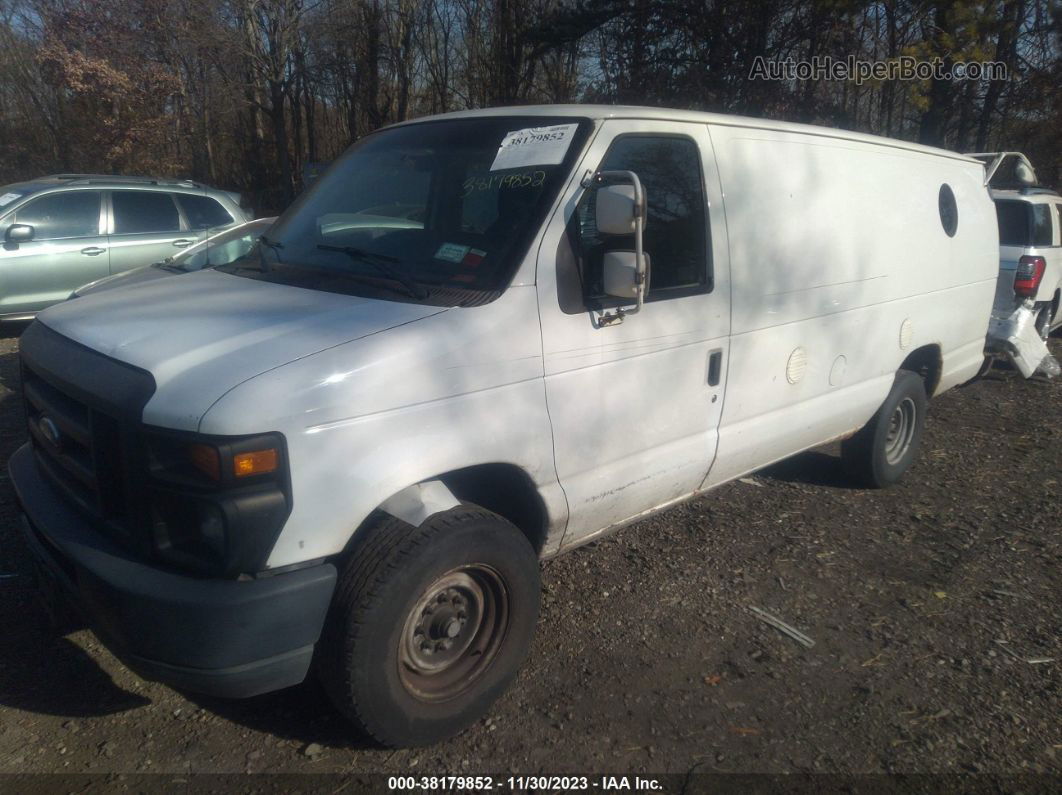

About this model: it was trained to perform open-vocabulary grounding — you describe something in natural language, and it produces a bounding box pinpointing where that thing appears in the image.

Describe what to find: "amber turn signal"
[233,448,278,477]
[188,443,221,481]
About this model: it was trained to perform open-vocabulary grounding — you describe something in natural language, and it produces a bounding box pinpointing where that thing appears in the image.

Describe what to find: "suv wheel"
[317,506,540,747]
[1035,302,1054,341]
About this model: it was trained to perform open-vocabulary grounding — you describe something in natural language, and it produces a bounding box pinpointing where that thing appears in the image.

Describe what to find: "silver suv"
[0,175,249,320]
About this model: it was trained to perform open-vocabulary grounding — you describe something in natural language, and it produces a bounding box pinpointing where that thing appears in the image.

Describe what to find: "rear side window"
[112,191,180,235]
[996,200,1032,246]
[997,200,1055,247]
[176,194,234,230]
[1032,205,1053,247]
[573,135,710,300]
[14,191,101,240]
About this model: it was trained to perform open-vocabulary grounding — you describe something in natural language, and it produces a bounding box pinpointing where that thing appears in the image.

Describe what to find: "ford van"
[9,106,998,747]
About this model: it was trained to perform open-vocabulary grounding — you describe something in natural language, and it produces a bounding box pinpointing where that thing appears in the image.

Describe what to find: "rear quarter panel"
[704,124,996,486]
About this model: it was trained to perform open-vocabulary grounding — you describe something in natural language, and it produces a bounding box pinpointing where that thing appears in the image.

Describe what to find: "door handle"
[172,239,194,248]
[707,350,723,386]
[80,247,106,256]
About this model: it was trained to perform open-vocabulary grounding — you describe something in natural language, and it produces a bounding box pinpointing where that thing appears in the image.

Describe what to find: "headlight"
[141,430,291,576]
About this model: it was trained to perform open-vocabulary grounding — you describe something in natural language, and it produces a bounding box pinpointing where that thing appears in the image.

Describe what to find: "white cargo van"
[10,106,997,747]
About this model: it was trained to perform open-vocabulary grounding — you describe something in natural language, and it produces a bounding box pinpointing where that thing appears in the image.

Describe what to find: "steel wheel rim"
[398,565,509,702]
[884,396,916,465]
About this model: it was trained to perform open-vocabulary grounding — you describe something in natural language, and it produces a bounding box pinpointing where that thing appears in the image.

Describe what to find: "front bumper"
[8,443,337,698]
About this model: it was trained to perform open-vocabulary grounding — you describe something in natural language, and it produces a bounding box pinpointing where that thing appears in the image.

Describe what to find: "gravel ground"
[0,328,1059,779]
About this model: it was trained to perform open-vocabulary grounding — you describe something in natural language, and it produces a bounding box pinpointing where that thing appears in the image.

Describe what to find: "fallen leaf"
[933,591,947,599]
[729,727,760,736]
[703,675,722,686]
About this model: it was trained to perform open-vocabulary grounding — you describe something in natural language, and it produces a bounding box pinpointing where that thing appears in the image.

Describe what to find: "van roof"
[393,104,981,164]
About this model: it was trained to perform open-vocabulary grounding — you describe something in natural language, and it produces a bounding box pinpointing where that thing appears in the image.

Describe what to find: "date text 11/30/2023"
[387,775,664,791]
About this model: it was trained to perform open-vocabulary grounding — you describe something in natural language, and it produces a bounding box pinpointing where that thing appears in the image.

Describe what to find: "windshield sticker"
[461,248,487,268]
[0,192,21,207]
[461,171,545,198]
[490,123,579,172]
[434,242,471,263]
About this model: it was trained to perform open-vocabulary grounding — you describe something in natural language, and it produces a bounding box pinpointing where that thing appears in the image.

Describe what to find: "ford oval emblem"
[39,416,62,450]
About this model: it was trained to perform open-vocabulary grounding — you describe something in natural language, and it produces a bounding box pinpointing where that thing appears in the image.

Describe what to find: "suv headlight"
[141,430,292,576]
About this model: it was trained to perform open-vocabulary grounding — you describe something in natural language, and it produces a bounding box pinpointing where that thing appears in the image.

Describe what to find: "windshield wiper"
[257,234,285,271]
[316,244,428,300]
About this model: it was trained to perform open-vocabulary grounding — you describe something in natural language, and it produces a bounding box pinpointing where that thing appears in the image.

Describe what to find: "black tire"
[1035,302,1054,341]
[316,506,540,747]
[841,370,928,489]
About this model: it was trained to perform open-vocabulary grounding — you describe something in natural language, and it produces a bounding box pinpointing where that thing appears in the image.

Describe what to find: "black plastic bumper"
[8,443,337,698]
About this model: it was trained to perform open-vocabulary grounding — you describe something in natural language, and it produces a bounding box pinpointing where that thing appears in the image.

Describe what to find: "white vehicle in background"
[11,105,997,748]
[967,152,1061,377]
[72,217,277,298]
[992,187,1062,338]
[971,152,1062,337]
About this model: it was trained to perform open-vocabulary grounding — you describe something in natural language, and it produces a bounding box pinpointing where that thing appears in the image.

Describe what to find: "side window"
[112,191,181,235]
[1032,204,1053,247]
[995,200,1030,245]
[176,194,234,230]
[1056,204,1062,246]
[571,135,709,302]
[13,191,101,240]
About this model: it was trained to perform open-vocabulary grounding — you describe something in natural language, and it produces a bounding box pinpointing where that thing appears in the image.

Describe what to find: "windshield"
[166,218,275,271]
[219,116,592,305]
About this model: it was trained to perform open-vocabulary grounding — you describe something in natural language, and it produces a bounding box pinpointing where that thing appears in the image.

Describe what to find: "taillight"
[1014,255,1046,298]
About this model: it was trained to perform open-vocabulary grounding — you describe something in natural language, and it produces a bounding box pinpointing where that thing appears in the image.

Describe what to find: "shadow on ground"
[758,450,858,489]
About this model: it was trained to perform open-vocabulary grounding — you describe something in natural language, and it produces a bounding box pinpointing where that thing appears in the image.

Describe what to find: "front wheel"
[841,370,928,488]
[316,506,540,747]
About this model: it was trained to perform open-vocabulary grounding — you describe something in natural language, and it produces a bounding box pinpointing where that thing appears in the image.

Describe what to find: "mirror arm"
[594,169,647,321]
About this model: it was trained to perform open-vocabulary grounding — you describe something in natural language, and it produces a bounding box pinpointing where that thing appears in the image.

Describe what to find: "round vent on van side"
[786,347,807,384]
[938,184,958,237]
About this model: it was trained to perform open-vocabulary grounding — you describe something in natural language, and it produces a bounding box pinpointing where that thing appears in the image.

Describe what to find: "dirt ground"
[0,327,1058,781]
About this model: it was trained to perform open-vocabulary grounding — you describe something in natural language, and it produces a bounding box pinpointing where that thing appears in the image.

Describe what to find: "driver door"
[535,120,732,547]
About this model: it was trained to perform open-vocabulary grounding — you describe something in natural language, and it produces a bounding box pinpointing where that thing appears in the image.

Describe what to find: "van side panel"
[704,125,996,487]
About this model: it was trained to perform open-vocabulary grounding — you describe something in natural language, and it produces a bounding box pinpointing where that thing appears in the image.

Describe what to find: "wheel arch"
[346,463,551,557]
[900,344,942,397]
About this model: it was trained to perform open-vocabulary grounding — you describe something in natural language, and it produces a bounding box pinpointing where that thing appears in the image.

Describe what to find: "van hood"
[38,269,446,431]
[73,263,174,297]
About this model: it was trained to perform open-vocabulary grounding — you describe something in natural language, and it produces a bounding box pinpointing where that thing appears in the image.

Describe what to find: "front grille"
[22,365,127,522]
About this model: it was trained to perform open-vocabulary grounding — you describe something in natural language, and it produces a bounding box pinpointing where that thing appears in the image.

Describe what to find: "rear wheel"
[842,370,927,488]
[316,506,540,747]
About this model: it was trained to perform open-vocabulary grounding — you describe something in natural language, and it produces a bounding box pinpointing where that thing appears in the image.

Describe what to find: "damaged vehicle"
[968,152,1061,377]
[10,106,998,747]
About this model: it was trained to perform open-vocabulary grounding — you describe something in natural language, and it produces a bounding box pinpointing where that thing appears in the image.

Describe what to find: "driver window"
[13,191,102,241]
[570,135,710,303]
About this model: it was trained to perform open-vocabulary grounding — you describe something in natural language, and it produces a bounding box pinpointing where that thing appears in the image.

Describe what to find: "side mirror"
[5,223,34,244]
[603,251,652,299]
[592,170,648,320]
[595,184,637,235]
